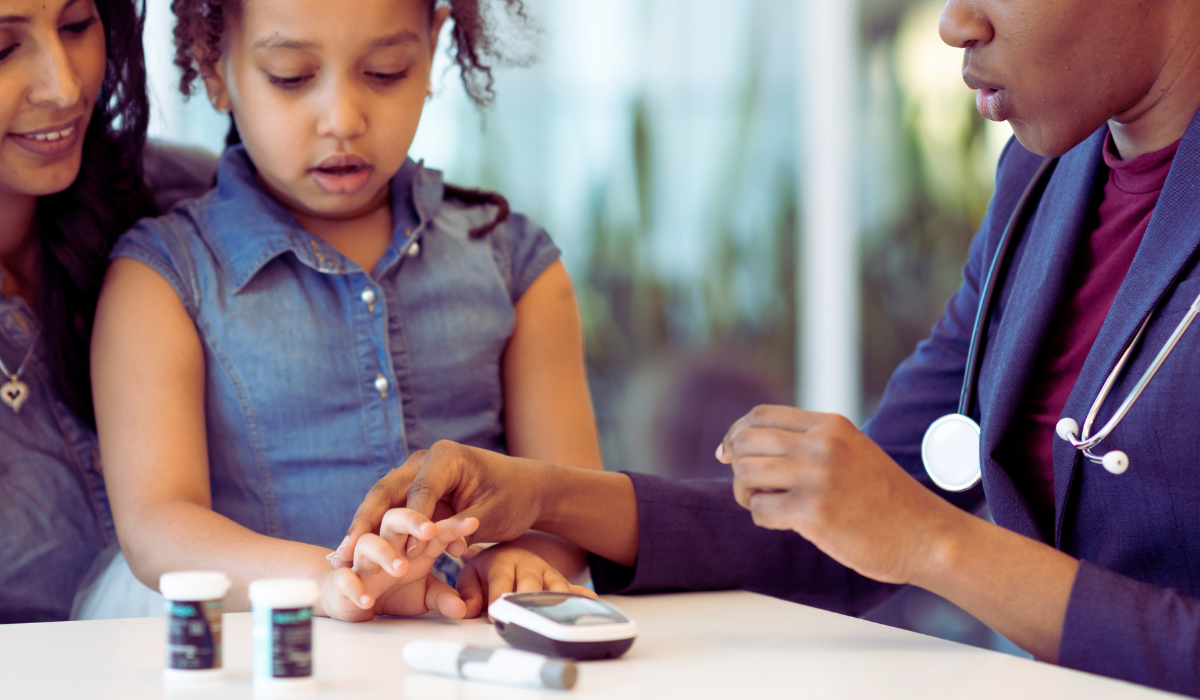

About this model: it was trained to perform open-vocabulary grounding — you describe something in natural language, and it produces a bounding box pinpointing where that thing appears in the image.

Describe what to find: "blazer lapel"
[1054,110,1200,545]
[978,129,1107,540]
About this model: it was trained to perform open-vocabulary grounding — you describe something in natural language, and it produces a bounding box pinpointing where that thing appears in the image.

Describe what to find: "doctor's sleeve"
[589,472,901,615]
[1059,562,1200,696]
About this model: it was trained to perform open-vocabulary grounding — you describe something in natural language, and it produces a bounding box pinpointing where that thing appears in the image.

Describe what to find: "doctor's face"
[939,0,1188,157]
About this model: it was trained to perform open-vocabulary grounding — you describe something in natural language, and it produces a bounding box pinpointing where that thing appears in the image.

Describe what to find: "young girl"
[90,0,602,620]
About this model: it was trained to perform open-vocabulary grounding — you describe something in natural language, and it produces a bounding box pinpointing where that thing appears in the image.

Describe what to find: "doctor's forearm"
[533,466,640,568]
[912,513,1079,662]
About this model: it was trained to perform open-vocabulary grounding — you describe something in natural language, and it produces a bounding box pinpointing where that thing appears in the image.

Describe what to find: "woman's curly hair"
[170,0,529,109]
[37,0,155,426]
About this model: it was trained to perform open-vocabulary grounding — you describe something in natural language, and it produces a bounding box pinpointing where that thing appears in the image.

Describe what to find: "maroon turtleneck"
[998,133,1180,539]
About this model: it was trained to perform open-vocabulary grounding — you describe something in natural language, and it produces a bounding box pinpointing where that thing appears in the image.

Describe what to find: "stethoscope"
[921,157,1200,492]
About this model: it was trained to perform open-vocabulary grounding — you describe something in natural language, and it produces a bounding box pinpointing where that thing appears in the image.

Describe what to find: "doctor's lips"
[964,73,1007,122]
[310,153,375,195]
[7,118,82,157]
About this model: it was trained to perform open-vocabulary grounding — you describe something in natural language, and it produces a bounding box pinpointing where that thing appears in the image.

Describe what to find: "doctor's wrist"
[906,502,975,592]
[532,465,639,567]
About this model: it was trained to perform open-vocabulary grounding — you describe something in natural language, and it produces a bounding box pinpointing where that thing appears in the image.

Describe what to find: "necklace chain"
[0,334,38,380]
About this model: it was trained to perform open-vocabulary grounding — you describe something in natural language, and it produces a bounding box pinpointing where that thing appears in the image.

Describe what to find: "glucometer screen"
[506,593,630,625]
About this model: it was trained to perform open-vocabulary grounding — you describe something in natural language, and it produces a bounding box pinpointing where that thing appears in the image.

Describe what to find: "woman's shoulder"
[142,140,219,214]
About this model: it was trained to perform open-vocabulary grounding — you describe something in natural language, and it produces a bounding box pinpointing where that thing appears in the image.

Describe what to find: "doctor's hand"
[717,406,968,586]
[335,442,552,563]
[335,441,640,568]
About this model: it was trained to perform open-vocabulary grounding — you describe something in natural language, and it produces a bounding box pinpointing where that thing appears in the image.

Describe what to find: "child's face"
[205,0,447,220]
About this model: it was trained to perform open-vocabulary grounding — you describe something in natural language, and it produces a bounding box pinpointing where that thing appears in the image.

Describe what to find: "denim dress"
[110,146,560,549]
[0,142,217,623]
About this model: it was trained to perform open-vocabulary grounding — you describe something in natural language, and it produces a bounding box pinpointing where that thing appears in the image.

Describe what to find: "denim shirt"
[0,142,217,623]
[111,146,560,549]
[0,290,112,623]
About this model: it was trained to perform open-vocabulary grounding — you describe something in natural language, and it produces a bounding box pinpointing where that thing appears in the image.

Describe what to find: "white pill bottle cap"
[160,571,232,601]
[249,578,319,608]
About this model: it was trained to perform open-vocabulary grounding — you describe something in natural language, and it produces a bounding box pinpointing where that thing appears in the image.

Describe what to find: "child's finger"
[514,564,545,593]
[456,566,487,619]
[542,570,573,594]
[415,518,480,562]
[569,584,599,599]
[485,565,517,608]
[353,533,407,578]
[334,566,375,611]
[446,537,468,559]
[425,575,468,620]
[379,508,440,561]
[379,509,438,545]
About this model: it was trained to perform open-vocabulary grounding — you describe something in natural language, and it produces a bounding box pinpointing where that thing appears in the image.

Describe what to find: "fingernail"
[391,559,404,573]
[325,552,336,562]
[359,595,371,607]
[338,536,350,556]
[407,539,418,554]
[715,443,725,461]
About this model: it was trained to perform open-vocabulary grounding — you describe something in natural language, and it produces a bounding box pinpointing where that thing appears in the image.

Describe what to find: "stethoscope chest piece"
[921,414,983,492]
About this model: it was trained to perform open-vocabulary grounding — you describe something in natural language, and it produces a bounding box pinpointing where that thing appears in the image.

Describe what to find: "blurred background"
[143,0,1022,657]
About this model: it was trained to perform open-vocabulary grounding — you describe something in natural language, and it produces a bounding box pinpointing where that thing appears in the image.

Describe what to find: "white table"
[0,591,1178,699]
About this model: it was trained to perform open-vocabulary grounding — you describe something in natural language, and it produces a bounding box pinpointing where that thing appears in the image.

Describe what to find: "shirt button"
[374,375,390,395]
[407,242,421,257]
[361,288,377,306]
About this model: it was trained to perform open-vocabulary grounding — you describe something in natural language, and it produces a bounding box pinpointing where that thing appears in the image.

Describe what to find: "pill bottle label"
[165,600,223,671]
[254,606,313,679]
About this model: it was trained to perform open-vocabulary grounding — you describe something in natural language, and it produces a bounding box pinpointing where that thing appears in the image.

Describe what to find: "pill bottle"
[249,578,319,691]
[160,571,232,683]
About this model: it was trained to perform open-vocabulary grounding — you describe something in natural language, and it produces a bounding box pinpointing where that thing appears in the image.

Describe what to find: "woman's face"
[939,0,1182,156]
[0,0,105,200]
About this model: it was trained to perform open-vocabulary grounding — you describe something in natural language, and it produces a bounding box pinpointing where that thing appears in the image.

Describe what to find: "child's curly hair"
[171,0,529,109]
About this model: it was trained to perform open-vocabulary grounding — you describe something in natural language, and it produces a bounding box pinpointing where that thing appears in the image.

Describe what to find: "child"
[90,0,602,620]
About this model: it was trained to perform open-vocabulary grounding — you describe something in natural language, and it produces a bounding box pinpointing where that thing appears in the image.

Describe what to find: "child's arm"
[463,260,603,612]
[91,258,464,618]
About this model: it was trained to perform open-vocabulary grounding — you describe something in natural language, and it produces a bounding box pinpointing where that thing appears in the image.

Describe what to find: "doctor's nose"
[939,0,994,49]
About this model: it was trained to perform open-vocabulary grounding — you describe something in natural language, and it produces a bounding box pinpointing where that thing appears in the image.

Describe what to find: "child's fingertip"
[359,594,372,608]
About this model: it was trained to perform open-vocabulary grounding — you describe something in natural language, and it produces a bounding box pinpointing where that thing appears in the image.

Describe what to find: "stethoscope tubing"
[1068,292,1200,457]
[958,157,1059,417]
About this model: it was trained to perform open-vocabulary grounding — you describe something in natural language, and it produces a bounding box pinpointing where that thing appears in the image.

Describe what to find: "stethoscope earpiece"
[1055,417,1080,442]
[1102,451,1129,475]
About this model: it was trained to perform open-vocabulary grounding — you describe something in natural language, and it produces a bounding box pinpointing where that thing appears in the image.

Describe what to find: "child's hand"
[456,543,597,619]
[320,510,477,622]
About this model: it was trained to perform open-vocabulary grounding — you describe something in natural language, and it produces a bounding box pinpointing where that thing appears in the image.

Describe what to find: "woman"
[336,0,1200,695]
[0,0,213,623]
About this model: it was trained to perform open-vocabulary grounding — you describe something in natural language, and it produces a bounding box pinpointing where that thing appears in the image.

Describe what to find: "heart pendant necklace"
[0,335,37,414]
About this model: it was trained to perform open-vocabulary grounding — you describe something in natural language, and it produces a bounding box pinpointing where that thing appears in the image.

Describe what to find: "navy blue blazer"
[592,109,1200,696]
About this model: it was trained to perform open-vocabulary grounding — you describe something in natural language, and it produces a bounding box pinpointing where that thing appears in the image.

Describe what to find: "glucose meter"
[490,592,637,660]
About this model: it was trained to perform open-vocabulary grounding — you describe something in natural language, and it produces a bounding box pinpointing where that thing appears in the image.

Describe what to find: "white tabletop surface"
[0,590,1178,699]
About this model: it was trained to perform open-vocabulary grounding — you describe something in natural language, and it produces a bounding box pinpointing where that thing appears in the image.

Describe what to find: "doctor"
[338,0,1200,694]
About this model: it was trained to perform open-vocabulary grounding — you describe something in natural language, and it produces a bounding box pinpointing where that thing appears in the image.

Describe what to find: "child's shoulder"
[110,190,222,315]
[428,179,561,304]
[113,188,218,265]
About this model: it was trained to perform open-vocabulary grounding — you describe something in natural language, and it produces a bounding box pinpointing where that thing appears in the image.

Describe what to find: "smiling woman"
[0,0,218,624]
